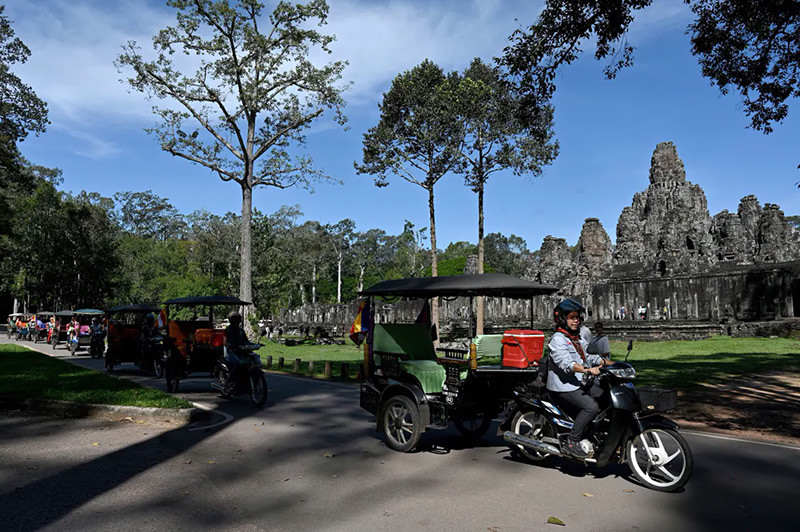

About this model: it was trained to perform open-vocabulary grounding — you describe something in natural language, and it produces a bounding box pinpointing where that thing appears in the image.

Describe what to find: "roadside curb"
[0,396,202,424]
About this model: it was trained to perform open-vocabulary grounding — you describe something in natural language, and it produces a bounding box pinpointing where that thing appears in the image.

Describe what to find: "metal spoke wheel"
[511,410,555,462]
[381,395,422,453]
[250,372,268,407]
[627,428,693,492]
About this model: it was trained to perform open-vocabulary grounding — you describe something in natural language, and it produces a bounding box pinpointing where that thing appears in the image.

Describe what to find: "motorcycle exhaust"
[503,431,562,457]
[210,382,224,392]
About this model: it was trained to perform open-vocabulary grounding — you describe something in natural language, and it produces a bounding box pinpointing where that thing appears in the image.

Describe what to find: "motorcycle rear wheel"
[250,372,268,407]
[627,428,692,492]
[511,410,555,462]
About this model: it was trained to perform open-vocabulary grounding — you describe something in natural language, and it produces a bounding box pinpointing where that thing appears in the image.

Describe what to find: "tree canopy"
[502,1,799,156]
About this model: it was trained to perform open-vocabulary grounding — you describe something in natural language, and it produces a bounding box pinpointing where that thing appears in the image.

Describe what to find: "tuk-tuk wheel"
[453,410,493,440]
[165,368,180,393]
[380,394,422,452]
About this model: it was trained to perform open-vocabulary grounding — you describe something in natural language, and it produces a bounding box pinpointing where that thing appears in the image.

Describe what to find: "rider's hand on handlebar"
[586,366,601,376]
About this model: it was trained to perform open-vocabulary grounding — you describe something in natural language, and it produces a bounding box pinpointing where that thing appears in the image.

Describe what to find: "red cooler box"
[501,329,545,368]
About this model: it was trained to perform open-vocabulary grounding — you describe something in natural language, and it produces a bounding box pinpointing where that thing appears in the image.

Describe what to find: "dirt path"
[675,370,800,446]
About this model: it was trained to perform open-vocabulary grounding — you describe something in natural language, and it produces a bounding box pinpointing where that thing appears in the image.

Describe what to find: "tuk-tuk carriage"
[67,309,105,355]
[358,273,558,452]
[105,304,163,375]
[32,311,54,343]
[161,295,250,393]
[14,313,33,341]
[7,313,22,339]
[51,310,73,349]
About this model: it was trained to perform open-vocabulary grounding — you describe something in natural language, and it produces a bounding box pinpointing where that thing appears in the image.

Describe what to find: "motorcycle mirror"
[625,340,634,362]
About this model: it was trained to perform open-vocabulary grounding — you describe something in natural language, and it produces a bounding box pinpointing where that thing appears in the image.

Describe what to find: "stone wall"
[279,141,800,340]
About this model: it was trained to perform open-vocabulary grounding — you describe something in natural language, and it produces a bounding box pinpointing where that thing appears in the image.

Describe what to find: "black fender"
[498,390,546,434]
[616,413,681,464]
[378,382,431,429]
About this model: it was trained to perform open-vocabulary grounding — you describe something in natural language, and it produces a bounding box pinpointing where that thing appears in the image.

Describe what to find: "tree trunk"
[312,263,317,304]
[240,184,254,337]
[428,186,439,341]
[358,264,365,293]
[337,255,342,303]
[476,183,486,335]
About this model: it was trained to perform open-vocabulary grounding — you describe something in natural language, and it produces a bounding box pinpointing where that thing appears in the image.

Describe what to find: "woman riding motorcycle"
[546,299,614,459]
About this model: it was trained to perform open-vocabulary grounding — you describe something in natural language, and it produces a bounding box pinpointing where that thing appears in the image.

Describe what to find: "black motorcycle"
[142,335,165,377]
[210,343,268,407]
[502,344,692,492]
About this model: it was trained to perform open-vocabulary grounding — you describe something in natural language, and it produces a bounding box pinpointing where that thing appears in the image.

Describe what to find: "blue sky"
[7,0,800,251]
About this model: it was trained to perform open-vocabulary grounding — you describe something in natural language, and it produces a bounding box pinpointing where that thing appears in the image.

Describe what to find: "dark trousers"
[556,382,604,441]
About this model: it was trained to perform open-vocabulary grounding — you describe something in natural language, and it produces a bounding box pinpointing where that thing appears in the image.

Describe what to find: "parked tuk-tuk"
[67,309,105,355]
[14,313,33,341]
[7,313,22,339]
[358,273,558,452]
[105,304,163,375]
[51,310,73,349]
[161,295,250,393]
[32,311,54,343]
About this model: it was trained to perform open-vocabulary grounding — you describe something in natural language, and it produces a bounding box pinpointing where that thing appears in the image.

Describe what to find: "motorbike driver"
[546,299,614,459]
[221,311,249,393]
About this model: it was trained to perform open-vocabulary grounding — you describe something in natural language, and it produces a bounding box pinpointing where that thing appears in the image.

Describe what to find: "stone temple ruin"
[281,142,800,338]
[528,142,800,326]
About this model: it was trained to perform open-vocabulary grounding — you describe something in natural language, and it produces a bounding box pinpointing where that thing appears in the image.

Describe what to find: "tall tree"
[325,218,355,303]
[356,60,463,332]
[116,0,347,332]
[455,58,558,334]
[114,190,187,240]
[351,228,392,293]
[501,0,800,175]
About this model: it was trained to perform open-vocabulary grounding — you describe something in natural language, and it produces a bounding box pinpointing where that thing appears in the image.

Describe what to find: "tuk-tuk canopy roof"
[73,308,105,316]
[359,273,559,299]
[106,304,161,314]
[55,310,74,317]
[163,295,250,306]
[10,312,32,318]
[35,311,54,316]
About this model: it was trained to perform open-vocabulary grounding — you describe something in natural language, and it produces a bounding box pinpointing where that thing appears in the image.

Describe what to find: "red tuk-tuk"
[161,295,248,393]
[105,304,163,375]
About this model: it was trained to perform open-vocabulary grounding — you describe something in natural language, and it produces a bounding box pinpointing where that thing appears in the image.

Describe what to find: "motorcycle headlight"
[607,366,637,379]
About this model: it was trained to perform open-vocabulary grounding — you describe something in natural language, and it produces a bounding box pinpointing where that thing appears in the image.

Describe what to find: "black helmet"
[228,311,242,322]
[554,298,585,331]
[145,313,156,325]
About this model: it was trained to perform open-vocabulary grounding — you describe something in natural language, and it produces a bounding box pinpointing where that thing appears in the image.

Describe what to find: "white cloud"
[4,0,692,146]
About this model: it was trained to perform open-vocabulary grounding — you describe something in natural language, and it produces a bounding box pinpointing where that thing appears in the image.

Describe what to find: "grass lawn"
[257,335,800,390]
[257,339,363,379]
[609,336,800,390]
[0,344,191,409]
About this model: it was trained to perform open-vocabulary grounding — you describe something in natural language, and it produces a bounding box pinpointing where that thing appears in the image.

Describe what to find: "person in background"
[586,321,610,359]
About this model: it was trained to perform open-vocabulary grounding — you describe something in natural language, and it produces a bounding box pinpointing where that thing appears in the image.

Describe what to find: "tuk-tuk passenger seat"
[195,328,225,347]
[372,323,446,394]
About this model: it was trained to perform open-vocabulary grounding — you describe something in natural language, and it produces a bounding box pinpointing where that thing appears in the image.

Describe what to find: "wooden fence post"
[324,360,332,377]
[308,360,315,374]
[293,358,301,372]
[266,355,272,368]
[341,362,349,378]
[278,357,284,368]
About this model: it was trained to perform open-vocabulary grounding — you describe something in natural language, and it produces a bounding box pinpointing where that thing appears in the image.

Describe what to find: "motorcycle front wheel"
[250,372,268,407]
[627,428,693,492]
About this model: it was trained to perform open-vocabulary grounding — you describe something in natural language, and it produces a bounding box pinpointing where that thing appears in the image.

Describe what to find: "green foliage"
[501,1,800,167]
[484,232,530,276]
[689,1,800,134]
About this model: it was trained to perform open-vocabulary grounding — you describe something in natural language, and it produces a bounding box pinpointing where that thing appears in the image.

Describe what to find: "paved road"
[1,338,798,531]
